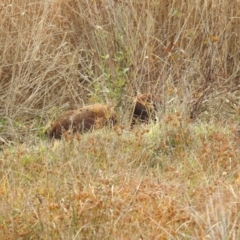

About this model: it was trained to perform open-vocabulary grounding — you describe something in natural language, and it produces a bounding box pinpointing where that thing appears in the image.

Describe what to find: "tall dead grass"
[1,0,240,140]
[1,1,240,238]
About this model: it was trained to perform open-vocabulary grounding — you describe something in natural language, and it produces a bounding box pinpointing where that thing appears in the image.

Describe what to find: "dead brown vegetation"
[1,0,240,239]
[1,0,240,141]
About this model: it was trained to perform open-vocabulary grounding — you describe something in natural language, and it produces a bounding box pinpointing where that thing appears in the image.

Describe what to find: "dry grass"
[1,0,240,239]
[1,118,240,239]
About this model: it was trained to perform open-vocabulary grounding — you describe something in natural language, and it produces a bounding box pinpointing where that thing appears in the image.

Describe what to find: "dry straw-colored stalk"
[1,0,240,139]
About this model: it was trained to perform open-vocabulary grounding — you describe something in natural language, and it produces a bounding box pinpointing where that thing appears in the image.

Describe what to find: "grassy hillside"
[1,0,240,239]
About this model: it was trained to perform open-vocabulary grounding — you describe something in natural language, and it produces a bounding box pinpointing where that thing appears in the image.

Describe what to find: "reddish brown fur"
[131,93,157,126]
[49,104,117,139]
